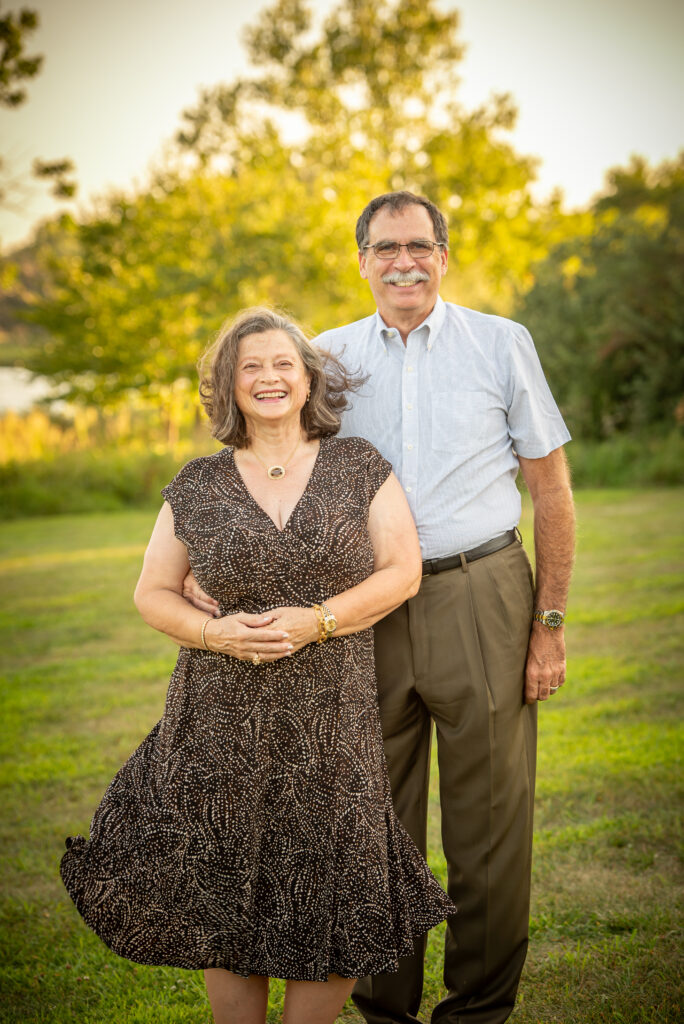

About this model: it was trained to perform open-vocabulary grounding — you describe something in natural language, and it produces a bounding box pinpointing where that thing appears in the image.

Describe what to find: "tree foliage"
[6,0,680,444]
[17,146,387,404]
[8,0,565,407]
[517,154,684,439]
[0,3,41,107]
[177,0,559,311]
[0,3,76,214]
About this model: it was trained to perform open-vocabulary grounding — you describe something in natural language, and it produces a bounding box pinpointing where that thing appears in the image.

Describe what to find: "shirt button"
[406,402,413,410]
[407,365,414,373]
[407,444,414,450]
[406,486,412,493]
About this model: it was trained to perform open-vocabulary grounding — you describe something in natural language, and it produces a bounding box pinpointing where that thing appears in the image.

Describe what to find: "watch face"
[545,610,564,629]
[323,614,337,634]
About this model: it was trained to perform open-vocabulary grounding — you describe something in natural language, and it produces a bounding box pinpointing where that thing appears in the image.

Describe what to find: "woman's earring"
[306,387,311,402]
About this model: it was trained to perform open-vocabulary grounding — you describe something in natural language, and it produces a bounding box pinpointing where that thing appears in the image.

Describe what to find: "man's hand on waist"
[182,569,220,616]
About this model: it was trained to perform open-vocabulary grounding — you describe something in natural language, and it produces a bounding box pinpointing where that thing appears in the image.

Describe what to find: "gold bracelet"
[312,604,327,643]
[200,616,213,651]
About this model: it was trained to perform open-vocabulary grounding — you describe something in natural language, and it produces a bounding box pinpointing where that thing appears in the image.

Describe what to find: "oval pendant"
[268,465,286,479]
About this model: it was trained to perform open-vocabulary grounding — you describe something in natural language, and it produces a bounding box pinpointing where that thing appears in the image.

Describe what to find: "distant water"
[0,367,54,412]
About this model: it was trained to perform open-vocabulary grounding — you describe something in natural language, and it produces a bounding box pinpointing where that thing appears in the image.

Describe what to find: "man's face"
[358,204,448,325]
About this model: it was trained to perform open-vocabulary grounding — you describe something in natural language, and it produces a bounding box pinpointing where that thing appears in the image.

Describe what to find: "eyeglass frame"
[361,239,446,260]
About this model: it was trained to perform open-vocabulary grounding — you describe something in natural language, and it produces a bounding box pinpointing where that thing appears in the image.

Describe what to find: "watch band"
[320,602,336,630]
[313,603,337,642]
[533,609,565,630]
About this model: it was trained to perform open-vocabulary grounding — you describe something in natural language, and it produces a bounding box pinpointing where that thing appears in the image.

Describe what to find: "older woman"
[60,308,454,1024]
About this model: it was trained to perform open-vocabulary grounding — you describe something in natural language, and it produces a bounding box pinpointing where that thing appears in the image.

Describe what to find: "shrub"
[566,431,684,488]
[0,448,195,519]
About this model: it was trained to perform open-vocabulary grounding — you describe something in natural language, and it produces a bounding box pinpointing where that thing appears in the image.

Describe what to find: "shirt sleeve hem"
[513,430,572,459]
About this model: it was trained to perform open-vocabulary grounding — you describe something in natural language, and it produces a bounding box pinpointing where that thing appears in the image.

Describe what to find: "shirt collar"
[374,294,446,353]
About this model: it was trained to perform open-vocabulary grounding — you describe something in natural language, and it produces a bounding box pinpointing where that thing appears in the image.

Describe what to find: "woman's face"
[234,330,311,432]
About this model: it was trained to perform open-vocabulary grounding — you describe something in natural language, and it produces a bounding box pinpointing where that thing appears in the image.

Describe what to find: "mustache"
[381,270,430,285]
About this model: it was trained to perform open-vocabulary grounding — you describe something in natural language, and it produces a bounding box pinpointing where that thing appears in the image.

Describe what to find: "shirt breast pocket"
[431,390,495,453]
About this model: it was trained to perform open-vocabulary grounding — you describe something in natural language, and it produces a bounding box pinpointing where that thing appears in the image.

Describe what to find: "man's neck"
[379,303,437,345]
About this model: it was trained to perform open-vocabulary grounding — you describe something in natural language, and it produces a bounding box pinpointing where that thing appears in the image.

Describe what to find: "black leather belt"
[422,529,518,576]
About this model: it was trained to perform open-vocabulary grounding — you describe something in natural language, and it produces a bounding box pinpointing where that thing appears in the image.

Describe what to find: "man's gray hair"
[355,191,449,250]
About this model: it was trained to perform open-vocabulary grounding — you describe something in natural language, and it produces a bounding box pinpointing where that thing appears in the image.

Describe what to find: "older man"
[314,191,575,1024]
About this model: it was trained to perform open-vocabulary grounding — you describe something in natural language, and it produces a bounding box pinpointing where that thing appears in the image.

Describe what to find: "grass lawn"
[0,490,682,1023]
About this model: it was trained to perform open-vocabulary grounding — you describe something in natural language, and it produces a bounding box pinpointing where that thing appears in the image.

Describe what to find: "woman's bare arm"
[134,503,292,660]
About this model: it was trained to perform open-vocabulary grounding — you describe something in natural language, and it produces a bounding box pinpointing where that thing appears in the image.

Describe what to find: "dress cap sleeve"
[161,457,205,548]
[366,446,393,502]
[336,436,392,503]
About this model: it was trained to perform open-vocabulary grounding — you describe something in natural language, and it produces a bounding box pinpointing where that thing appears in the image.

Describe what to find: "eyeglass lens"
[372,240,438,259]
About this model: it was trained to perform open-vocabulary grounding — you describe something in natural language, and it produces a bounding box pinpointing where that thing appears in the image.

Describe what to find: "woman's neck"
[244,420,308,458]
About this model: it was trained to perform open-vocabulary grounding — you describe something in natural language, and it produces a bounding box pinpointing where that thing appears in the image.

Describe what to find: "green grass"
[0,491,682,1022]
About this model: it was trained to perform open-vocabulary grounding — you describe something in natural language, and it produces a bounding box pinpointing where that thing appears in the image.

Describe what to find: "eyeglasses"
[362,240,444,260]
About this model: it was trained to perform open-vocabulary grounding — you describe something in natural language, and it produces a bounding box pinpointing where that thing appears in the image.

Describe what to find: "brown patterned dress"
[60,435,455,981]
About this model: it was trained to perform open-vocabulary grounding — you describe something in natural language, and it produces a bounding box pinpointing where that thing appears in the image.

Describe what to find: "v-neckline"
[229,436,326,534]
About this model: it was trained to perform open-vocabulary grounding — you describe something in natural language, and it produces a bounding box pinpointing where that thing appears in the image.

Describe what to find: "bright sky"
[1,0,683,251]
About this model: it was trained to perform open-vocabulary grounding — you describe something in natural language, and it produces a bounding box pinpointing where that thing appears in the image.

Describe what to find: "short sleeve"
[504,325,571,458]
[161,457,204,548]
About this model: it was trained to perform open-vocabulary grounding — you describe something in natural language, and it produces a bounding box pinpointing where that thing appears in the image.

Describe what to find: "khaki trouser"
[353,539,537,1024]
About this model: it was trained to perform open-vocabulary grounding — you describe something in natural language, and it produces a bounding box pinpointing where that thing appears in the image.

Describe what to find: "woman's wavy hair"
[199,307,366,448]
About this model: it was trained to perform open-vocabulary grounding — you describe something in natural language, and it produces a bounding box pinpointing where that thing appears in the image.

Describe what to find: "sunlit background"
[1,0,682,248]
[0,0,682,500]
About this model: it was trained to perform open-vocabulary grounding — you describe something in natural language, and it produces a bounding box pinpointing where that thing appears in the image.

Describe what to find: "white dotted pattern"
[60,436,455,981]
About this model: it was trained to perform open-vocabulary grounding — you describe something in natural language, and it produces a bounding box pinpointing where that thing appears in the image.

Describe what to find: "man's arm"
[182,569,220,616]
[518,446,575,704]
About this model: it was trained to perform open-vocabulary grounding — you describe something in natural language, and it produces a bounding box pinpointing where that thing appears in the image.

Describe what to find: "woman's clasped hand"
[202,607,319,662]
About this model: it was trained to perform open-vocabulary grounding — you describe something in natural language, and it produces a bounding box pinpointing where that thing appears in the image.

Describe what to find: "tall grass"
[0,406,219,519]
[1,407,682,520]
[0,389,203,465]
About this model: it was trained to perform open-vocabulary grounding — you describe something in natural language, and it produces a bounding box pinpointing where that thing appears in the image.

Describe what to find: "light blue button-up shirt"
[316,296,571,558]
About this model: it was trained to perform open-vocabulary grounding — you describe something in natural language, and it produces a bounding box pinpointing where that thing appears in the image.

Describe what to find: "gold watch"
[320,601,337,637]
[533,609,565,630]
[313,602,337,642]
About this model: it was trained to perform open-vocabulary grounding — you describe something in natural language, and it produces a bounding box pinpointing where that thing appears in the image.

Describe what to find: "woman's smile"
[234,329,310,425]
[254,388,288,402]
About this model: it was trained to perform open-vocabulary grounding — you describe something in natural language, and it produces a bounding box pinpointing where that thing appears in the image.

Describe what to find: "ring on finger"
[252,652,261,665]
[550,684,559,692]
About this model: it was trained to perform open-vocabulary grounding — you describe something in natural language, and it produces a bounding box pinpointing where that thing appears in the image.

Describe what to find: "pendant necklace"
[250,436,301,479]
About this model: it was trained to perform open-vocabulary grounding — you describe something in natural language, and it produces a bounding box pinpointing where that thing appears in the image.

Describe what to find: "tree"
[19,146,383,405]
[16,0,570,409]
[177,0,562,311]
[0,3,76,214]
[516,154,684,439]
[0,3,41,106]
